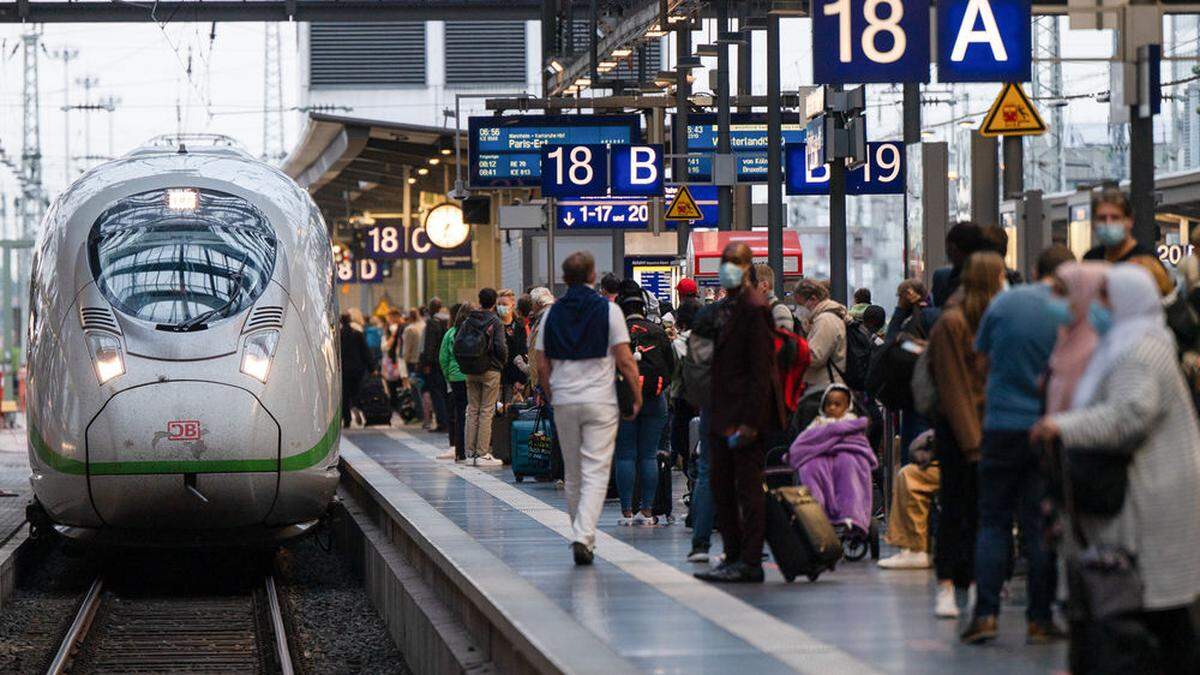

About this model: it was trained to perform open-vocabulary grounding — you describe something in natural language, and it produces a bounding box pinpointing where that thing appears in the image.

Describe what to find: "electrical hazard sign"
[979,82,1047,137]
[665,185,703,221]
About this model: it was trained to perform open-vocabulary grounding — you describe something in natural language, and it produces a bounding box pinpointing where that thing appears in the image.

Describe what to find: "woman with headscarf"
[1032,265,1200,672]
[1044,262,1110,416]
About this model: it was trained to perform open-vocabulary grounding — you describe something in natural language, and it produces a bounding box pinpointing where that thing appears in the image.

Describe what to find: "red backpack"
[772,327,811,414]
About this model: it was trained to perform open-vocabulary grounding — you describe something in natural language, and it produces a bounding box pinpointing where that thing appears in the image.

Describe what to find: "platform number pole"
[767,14,785,293]
[545,198,556,292]
[673,20,692,258]
[829,85,849,306]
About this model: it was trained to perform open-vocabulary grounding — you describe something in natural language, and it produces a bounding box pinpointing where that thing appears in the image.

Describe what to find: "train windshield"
[88,188,277,330]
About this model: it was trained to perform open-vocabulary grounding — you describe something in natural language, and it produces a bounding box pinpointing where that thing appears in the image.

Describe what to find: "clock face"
[425,204,469,249]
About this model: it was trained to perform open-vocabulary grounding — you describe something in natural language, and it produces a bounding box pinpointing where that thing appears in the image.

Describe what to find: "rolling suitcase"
[511,407,553,482]
[357,375,393,426]
[764,485,842,582]
[491,401,533,465]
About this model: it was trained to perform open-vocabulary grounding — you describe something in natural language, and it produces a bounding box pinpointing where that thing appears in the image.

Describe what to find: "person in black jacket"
[460,288,508,466]
[497,288,529,401]
[420,298,450,432]
[340,312,376,428]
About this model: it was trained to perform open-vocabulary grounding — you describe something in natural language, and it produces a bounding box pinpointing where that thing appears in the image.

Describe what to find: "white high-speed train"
[25,135,340,545]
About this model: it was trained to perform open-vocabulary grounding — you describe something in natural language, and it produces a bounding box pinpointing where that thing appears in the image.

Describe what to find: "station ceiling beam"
[0,0,541,23]
[483,93,805,111]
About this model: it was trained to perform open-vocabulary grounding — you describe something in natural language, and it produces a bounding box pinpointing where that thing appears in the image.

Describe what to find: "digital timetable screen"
[468,114,641,188]
[675,113,806,183]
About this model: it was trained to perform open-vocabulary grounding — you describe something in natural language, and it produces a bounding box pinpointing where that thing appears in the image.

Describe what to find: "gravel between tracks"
[0,542,97,673]
[276,536,409,675]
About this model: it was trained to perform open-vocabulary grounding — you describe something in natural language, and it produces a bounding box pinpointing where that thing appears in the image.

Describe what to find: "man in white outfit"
[534,251,642,565]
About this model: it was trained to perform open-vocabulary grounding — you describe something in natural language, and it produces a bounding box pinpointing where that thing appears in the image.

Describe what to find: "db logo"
[167,420,202,441]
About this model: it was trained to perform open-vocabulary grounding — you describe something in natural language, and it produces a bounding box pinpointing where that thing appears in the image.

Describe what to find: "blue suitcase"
[511,407,553,482]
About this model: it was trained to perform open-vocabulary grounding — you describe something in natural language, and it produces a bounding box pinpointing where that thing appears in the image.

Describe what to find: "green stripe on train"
[29,413,339,476]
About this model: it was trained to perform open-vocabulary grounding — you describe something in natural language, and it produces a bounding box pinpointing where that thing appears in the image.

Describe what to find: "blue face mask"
[497,305,511,318]
[1045,297,1072,327]
[1094,222,1127,247]
[719,262,744,290]
[1090,303,1113,336]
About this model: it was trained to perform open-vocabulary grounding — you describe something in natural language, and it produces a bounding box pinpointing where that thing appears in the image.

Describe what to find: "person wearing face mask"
[1044,262,1111,417]
[793,278,848,391]
[754,264,800,332]
[694,243,785,584]
[960,245,1076,645]
[1083,188,1157,264]
[1032,264,1200,674]
[496,289,529,403]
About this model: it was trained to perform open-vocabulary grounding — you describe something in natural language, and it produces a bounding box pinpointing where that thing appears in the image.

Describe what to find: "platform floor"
[0,427,28,546]
[346,427,1068,674]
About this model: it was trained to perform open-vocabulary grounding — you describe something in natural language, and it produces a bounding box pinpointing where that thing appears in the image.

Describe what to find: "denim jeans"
[450,380,468,460]
[690,406,715,550]
[615,393,668,513]
[973,429,1053,622]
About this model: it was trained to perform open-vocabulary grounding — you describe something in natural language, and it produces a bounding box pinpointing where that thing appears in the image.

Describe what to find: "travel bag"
[490,401,534,465]
[511,406,554,482]
[357,374,393,426]
[763,485,842,582]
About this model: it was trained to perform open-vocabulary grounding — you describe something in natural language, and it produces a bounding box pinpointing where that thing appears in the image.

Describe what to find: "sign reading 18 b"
[812,0,930,84]
[540,144,664,198]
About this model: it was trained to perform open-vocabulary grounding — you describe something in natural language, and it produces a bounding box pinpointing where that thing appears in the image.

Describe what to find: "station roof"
[282,113,464,219]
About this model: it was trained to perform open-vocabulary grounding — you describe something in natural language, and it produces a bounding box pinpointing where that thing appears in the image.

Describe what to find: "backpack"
[453,313,495,376]
[869,311,929,410]
[910,346,938,418]
[773,327,811,414]
[628,317,673,398]
[681,330,714,408]
[842,319,874,391]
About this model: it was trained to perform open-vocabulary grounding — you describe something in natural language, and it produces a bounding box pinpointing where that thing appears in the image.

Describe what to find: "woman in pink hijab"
[1045,262,1110,414]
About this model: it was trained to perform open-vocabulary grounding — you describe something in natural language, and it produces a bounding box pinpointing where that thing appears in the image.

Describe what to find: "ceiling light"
[645,24,666,37]
[575,76,592,88]
[547,59,564,74]
[407,177,417,184]
[440,147,452,156]
[612,48,633,58]
[958,120,975,128]
[417,167,430,176]
[428,157,440,165]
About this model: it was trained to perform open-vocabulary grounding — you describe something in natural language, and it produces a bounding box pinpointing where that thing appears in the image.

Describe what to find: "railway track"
[46,573,294,674]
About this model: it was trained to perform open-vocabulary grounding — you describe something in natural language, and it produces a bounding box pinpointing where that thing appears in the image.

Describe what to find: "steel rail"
[265,575,295,675]
[45,576,103,675]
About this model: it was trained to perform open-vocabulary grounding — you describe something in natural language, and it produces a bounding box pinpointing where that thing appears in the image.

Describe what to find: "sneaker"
[877,549,932,570]
[935,584,959,619]
[966,584,977,615]
[694,561,764,583]
[554,479,565,491]
[960,615,999,645]
[471,453,503,467]
[435,450,455,460]
[1026,620,1068,645]
[617,514,634,526]
[632,512,657,526]
[687,547,710,563]
[571,542,594,566]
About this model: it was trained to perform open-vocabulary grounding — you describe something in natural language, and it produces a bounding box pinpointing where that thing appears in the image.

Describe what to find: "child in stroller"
[766,384,883,560]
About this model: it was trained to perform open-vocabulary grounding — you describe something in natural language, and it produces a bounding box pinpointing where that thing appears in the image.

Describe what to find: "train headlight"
[87,333,125,385]
[240,330,279,383]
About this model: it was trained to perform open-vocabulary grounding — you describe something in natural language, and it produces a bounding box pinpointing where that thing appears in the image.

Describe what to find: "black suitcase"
[358,375,393,426]
[764,485,843,582]
[492,402,535,465]
[634,451,674,519]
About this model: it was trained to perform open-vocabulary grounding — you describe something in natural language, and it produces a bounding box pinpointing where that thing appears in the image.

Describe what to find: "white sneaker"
[632,513,657,526]
[967,583,977,615]
[617,514,634,526]
[435,450,455,460]
[472,453,503,467]
[935,584,960,619]
[877,549,932,570]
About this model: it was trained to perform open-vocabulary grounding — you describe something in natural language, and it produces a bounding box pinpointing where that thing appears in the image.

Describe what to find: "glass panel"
[88,189,277,330]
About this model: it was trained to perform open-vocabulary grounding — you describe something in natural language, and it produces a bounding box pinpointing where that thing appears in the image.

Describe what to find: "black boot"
[694,561,764,583]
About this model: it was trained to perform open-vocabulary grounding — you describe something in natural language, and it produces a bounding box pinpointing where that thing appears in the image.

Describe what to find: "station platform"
[344,427,1068,674]
[0,426,28,546]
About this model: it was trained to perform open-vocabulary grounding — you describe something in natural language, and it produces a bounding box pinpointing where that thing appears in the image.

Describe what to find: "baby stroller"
[766,386,885,562]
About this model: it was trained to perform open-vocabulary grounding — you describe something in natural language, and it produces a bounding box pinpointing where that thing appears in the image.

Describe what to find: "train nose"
[86,381,280,529]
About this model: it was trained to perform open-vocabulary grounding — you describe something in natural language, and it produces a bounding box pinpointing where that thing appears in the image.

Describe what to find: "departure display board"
[469,114,640,188]
[674,113,806,183]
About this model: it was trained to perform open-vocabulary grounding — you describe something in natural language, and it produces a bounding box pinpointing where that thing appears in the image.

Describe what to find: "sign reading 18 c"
[812,0,930,84]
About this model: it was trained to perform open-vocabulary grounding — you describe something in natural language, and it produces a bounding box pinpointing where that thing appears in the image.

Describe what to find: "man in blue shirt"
[961,246,1075,646]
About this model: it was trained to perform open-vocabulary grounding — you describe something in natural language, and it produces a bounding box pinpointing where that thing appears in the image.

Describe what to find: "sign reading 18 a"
[812,0,930,84]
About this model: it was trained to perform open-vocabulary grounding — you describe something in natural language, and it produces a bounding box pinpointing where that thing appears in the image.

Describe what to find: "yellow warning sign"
[979,83,1047,138]
[372,296,393,317]
[665,185,703,221]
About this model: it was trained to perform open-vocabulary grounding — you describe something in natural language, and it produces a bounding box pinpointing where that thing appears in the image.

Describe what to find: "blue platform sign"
[469,114,640,188]
[557,185,718,230]
[610,144,665,197]
[540,144,609,197]
[937,0,1031,82]
[675,113,806,182]
[812,0,931,84]
[336,257,391,284]
[785,142,905,195]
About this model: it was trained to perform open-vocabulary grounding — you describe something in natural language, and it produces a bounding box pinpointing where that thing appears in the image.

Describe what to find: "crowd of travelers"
[338,186,1199,670]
